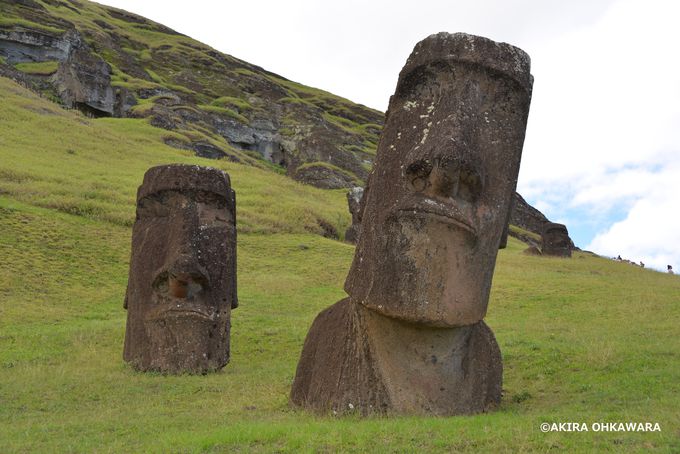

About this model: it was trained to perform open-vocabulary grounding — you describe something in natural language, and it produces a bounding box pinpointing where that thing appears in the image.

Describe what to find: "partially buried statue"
[541,222,572,257]
[291,32,533,415]
[124,164,237,374]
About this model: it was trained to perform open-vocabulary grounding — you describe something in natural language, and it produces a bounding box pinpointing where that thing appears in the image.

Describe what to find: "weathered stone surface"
[53,37,114,116]
[124,164,237,373]
[510,192,549,236]
[0,28,73,63]
[0,26,115,116]
[291,32,532,415]
[523,245,542,256]
[344,186,364,243]
[541,222,572,257]
[346,32,532,327]
[291,298,502,415]
[292,164,357,189]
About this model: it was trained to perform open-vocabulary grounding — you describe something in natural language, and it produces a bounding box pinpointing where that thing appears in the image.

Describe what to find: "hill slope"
[1,75,679,452]
[0,0,565,244]
[0,0,382,188]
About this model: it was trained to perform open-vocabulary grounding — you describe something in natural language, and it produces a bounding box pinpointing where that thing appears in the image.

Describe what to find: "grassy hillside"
[0,0,383,186]
[1,76,679,452]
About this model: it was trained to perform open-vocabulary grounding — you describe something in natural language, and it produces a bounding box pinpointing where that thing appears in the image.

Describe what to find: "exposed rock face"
[291,32,533,415]
[0,28,72,63]
[0,25,114,116]
[344,186,364,243]
[124,164,237,374]
[510,192,549,236]
[53,31,114,116]
[541,222,572,257]
[293,164,357,189]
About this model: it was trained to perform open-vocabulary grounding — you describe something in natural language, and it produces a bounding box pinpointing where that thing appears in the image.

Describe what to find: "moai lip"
[345,32,533,327]
[542,222,572,257]
[123,164,237,374]
[291,32,533,416]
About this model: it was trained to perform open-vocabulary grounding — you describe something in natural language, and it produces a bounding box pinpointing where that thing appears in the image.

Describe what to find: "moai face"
[345,33,532,327]
[124,165,237,373]
[542,222,571,257]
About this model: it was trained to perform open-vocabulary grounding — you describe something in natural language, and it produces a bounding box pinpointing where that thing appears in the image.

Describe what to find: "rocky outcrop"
[509,192,549,236]
[52,32,114,116]
[0,28,73,63]
[0,24,114,117]
[293,163,358,189]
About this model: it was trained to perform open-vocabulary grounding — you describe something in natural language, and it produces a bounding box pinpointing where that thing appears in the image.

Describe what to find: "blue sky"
[96,0,680,271]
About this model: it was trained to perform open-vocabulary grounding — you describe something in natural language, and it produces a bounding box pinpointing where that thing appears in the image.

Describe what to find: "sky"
[96,0,680,271]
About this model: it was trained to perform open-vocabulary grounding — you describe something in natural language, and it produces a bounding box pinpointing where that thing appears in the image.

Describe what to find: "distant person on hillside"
[640,261,645,268]
[616,255,622,261]
[668,265,674,274]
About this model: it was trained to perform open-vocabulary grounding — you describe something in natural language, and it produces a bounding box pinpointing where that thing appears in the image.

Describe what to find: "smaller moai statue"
[344,186,365,243]
[123,164,237,373]
[541,222,572,257]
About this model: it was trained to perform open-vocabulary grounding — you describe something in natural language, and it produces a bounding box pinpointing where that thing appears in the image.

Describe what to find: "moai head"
[345,33,532,327]
[541,222,571,257]
[347,187,365,225]
[124,164,237,373]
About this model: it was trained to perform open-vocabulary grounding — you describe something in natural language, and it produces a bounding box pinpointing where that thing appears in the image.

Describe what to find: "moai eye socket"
[457,163,484,203]
[405,159,433,192]
[407,156,484,202]
[137,195,171,219]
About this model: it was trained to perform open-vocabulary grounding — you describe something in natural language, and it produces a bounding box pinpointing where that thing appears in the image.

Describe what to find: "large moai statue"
[124,164,237,374]
[541,222,572,257]
[291,33,533,415]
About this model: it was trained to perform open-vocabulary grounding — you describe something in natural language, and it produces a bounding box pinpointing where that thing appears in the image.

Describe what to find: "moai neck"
[357,303,502,415]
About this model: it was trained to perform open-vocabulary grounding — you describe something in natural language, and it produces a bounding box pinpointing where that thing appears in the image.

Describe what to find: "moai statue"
[291,32,532,415]
[124,164,237,373]
[344,186,365,243]
[541,222,572,257]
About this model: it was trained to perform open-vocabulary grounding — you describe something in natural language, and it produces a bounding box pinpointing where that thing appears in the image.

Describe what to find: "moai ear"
[498,194,515,249]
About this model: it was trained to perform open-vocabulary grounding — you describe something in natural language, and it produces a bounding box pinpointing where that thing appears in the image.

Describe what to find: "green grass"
[0,16,66,34]
[295,161,361,186]
[509,224,542,243]
[1,27,679,454]
[14,60,60,75]
[210,96,253,112]
[198,104,249,124]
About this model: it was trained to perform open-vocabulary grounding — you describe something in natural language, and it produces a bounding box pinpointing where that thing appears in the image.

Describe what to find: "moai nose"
[153,255,209,299]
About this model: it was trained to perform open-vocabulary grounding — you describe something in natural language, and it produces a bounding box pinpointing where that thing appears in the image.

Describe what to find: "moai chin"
[123,164,237,374]
[541,222,572,257]
[291,32,533,415]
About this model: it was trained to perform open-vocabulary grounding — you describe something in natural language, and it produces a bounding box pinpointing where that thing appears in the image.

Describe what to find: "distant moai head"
[345,33,533,327]
[344,186,365,243]
[541,222,571,258]
[124,164,237,373]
